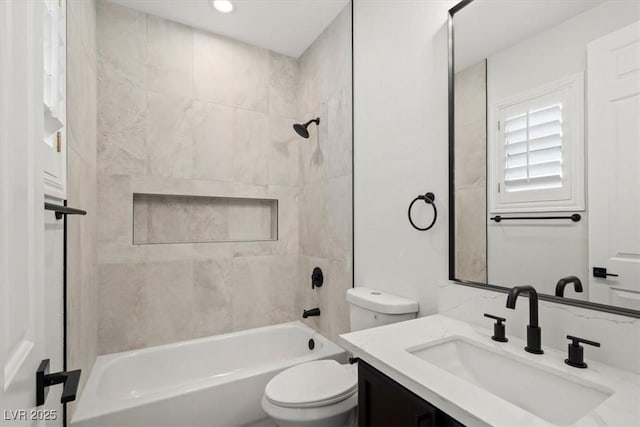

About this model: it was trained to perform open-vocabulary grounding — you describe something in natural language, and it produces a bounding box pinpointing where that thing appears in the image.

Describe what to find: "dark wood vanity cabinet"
[358,360,464,427]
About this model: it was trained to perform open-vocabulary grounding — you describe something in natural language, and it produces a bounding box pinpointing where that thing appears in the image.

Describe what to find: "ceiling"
[454,0,605,71]
[107,0,350,58]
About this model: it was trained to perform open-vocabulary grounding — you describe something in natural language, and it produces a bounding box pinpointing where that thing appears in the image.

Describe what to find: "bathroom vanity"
[339,315,640,427]
[358,360,462,427]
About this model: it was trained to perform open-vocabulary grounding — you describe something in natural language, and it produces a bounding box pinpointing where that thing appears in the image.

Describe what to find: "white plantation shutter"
[503,103,563,192]
[489,73,585,213]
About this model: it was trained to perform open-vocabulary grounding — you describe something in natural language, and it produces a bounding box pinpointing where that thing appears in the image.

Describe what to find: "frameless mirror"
[449,0,640,316]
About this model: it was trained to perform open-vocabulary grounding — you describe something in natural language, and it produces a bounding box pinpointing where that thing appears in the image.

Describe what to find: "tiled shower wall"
[96,2,352,353]
[297,6,353,343]
[66,0,98,415]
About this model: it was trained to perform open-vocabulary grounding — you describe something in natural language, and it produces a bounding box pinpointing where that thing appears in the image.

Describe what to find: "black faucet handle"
[567,335,600,347]
[484,313,505,323]
[565,335,600,368]
[484,313,508,342]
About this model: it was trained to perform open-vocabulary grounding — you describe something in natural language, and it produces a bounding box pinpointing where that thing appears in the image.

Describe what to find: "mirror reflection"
[452,0,640,311]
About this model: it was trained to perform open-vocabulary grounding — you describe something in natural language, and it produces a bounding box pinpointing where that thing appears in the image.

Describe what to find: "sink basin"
[407,337,613,425]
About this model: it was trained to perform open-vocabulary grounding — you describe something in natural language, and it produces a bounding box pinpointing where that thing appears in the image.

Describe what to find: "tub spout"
[302,308,320,318]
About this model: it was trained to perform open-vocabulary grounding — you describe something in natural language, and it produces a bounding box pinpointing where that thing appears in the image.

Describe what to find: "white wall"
[353,0,640,378]
[353,0,456,315]
[486,1,640,296]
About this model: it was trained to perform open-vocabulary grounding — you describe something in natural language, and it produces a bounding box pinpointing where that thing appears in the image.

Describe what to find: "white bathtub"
[72,322,346,427]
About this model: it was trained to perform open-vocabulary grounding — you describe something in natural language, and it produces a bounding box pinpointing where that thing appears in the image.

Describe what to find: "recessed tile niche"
[133,193,278,244]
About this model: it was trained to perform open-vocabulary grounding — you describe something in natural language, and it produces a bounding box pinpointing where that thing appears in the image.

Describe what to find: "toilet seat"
[265,360,357,409]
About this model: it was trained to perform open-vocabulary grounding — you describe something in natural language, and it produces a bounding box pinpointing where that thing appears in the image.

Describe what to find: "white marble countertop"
[338,314,640,427]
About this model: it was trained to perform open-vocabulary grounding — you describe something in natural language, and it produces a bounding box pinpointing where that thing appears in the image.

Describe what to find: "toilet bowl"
[261,360,357,427]
[262,287,419,426]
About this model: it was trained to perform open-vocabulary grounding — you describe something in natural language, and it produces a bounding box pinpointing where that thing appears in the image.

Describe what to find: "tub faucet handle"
[311,267,323,289]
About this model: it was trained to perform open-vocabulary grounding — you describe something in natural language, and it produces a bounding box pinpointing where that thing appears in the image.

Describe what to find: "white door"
[0,1,62,425]
[587,21,640,310]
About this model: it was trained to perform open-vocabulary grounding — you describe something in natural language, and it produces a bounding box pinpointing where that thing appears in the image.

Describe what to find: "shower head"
[293,118,320,139]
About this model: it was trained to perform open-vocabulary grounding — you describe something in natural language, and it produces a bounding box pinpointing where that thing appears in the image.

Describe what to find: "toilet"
[261,287,419,427]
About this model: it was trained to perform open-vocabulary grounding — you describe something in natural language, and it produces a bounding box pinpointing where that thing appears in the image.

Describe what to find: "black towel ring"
[408,192,437,231]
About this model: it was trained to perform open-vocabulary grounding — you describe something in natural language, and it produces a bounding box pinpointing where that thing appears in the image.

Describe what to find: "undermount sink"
[407,337,613,425]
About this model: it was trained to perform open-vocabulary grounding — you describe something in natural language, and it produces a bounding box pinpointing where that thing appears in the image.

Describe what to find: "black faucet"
[555,276,583,297]
[302,308,320,318]
[506,286,543,354]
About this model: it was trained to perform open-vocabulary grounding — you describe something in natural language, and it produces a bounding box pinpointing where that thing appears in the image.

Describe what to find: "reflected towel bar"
[490,214,581,223]
[44,202,87,220]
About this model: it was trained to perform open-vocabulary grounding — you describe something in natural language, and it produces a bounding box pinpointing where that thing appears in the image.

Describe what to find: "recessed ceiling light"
[212,0,234,13]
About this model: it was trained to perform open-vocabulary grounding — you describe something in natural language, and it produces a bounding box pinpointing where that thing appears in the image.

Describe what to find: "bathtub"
[72,322,346,427]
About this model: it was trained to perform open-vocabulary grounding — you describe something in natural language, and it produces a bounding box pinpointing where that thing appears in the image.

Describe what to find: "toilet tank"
[346,287,419,331]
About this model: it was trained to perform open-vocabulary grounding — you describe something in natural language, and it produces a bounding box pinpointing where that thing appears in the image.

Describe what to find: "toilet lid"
[264,360,357,409]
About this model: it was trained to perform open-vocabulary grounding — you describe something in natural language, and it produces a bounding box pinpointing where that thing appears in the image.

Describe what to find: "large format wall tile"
[323,258,352,342]
[299,181,329,258]
[327,5,352,96]
[268,256,300,325]
[144,260,195,346]
[97,174,132,242]
[233,41,269,111]
[233,108,268,185]
[97,1,146,88]
[147,15,193,98]
[327,87,352,179]
[267,114,300,186]
[97,263,147,354]
[98,78,146,176]
[269,52,299,118]
[455,186,487,283]
[66,144,98,409]
[454,121,486,189]
[231,257,273,331]
[67,0,98,417]
[327,175,353,261]
[193,29,234,106]
[454,60,486,283]
[192,100,234,181]
[146,91,194,178]
[68,14,97,166]
[193,258,234,337]
[298,29,329,116]
[68,0,97,65]
[454,60,486,127]
[299,102,329,185]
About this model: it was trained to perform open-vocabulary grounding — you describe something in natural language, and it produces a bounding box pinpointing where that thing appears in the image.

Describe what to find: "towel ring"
[408,192,437,231]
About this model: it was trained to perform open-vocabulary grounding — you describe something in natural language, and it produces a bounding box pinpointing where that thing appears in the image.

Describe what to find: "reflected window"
[489,74,585,212]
